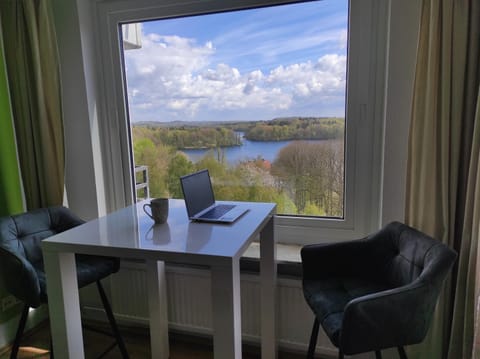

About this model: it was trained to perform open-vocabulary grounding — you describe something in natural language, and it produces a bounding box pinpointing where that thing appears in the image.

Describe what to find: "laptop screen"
[180,169,215,218]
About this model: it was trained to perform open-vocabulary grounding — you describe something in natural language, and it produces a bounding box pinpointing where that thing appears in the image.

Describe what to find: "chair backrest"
[340,222,457,353]
[0,206,84,307]
[365,222,457,289]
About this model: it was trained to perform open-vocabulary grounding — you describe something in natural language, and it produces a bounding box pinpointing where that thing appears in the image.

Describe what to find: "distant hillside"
[133,117,344,143]
[244,117,344,141]
[134,116,342,129]
[134,120,253,128]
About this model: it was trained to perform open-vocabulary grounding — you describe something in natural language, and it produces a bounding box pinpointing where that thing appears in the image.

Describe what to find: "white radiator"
[85,260,338,357]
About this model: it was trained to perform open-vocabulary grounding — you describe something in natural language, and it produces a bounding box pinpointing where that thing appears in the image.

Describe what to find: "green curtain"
[0,23,23,217]
[405,0,480,358]
[0,21,26,323]
[0,0,65,210]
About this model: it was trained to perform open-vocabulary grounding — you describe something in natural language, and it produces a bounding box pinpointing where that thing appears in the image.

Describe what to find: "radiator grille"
[104,261,335,354]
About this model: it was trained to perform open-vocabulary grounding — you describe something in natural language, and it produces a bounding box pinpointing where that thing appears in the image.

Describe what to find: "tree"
[272,140,344,216]
[167,152,195,198]
[133,138,170,197]
[271,141,312,212]
[303,202,326,216]
[195,151,228,178]
[244,117,345,141]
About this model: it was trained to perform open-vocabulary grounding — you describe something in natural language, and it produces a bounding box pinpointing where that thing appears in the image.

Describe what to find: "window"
[122,2,347,219]
[91,0,388,245]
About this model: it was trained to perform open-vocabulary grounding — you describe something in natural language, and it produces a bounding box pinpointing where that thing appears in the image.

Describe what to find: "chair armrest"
[301,239,372,280]
[340,281,436,354]
[49,206,85,232]
[0,248,42,307]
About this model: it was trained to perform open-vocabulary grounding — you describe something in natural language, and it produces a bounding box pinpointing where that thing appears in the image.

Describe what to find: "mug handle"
[143,203,154,220]
[145,225,154,241]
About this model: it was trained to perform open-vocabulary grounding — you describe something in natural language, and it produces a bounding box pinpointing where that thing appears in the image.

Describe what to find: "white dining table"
[42,199,277,358]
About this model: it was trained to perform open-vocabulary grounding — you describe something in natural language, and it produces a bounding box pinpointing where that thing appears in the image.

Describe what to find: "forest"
[133,126,241,150]
[132,118,345,217]
[244,117,344,141]
[134,117,344,148]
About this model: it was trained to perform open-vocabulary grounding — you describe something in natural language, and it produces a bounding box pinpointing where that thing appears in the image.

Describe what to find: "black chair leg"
[10,304,29,359]
[50,336,54,359]
[338,350,344,359]
[398,346,408,359]
[375,350,383,359]
[307,318,320,359]
[96,281,129,359]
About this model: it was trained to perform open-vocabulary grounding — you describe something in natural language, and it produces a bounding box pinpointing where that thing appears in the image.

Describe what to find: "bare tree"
[272,140,344,216]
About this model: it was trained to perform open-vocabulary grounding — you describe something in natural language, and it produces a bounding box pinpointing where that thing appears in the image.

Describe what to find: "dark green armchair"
[301,221,457,359]
[0,206,129,358]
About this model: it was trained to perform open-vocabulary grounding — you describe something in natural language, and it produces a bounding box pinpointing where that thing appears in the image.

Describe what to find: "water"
[182,134,322,165]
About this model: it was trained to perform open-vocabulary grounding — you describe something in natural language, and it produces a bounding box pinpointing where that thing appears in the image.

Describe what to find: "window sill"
[123,242,304,278]
[242,241,301,262]
[240,242,303,278]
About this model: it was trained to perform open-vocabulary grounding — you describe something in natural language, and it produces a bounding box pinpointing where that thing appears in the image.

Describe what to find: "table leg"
[43,251,85,359]
[211,260,242,359]
[260,215,277,358]
[146,260,169,358]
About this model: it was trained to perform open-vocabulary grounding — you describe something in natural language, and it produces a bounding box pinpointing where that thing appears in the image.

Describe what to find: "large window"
[90,0,388,244]
[122,2,347,219]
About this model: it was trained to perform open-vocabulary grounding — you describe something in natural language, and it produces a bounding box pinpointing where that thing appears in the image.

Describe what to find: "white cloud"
[125,31,346,122]
[138,102,153,109]
[265,55,346,98]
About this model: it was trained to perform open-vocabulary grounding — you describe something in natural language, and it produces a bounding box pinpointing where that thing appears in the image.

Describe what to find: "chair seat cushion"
[34,255,120,303]
[303,277,392,346]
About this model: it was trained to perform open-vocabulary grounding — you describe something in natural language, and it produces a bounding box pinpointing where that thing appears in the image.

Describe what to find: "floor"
[0,321,306,359]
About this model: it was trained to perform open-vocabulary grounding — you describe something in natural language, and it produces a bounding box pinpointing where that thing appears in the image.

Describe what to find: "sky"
[123,0,348,123]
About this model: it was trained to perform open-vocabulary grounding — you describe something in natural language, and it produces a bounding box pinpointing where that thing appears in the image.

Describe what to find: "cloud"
[124,29,346,122]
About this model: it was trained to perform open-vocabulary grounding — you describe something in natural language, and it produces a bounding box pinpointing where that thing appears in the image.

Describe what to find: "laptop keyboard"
[201,204,235,219]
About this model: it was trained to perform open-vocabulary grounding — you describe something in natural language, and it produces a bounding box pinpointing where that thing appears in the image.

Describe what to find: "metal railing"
[135,165,150,200]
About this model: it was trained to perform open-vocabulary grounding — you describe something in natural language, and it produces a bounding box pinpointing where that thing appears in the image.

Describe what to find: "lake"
[182,134,324,165]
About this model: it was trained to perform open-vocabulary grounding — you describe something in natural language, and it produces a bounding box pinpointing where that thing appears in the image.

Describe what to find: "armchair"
[301,221,457,359]
[0,206,129,358]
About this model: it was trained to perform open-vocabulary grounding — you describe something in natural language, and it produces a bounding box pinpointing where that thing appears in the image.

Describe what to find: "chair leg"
[10,304,29,359]
[398,346,408,359]
[96,281,129,359]
[307,318,320,359]
[375,350,383,359]
[50,336,54,359]
[338,350,344,359]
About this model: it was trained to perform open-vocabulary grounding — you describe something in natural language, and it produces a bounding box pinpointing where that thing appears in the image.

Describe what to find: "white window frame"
[90,0,389,245]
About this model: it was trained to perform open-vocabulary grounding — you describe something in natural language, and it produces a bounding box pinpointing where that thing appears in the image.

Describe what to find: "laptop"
[180,169,248,223]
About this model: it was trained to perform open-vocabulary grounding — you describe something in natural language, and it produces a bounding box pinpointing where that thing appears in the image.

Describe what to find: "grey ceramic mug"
[143,198,169,224]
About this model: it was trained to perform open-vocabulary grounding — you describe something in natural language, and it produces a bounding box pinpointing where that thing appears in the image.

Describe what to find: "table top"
[42,199,276,265]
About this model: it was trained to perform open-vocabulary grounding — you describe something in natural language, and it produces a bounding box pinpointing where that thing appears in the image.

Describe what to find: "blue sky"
[124,0,348,123]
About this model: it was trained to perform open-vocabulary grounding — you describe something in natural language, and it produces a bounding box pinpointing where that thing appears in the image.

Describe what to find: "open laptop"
[180,169,248,223]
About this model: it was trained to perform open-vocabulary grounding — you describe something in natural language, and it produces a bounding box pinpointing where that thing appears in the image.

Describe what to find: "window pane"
[122,0,347,218]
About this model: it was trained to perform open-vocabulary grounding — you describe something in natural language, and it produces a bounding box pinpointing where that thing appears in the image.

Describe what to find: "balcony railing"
[135,165,149,200]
